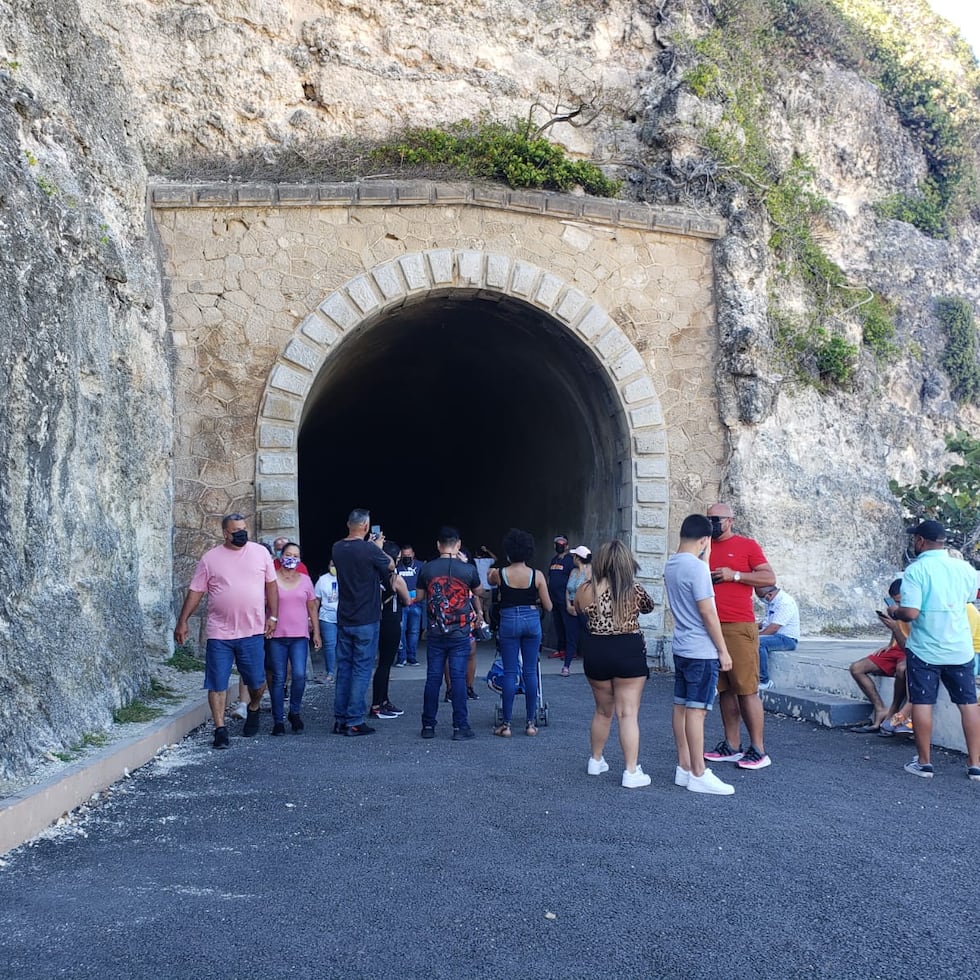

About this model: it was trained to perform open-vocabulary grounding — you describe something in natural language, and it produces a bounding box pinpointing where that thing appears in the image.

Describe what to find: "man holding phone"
[848,578,909,732]
[330,508,396,736]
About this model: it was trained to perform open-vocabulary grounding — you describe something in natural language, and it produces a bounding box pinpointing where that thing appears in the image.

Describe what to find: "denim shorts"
[204,634,266,691]
[672,655,719,710]
[905,650,977,706]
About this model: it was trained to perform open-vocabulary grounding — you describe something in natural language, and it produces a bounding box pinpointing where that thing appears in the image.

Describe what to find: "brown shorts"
[716,621,759,696]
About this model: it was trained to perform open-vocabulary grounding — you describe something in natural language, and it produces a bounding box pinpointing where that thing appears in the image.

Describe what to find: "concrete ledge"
[0,695,211,856]
[762,687,870,728]
[147,180,727,239]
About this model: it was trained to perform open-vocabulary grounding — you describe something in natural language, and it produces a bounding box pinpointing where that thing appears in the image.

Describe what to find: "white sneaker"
[230,701,248,720]
[687,767,735,795]
[674,765,690,787]
[622,765,652,789]
[587,756,609,775]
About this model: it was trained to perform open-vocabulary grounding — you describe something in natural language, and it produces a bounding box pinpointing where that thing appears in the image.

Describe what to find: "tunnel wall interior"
[298,291,629,577]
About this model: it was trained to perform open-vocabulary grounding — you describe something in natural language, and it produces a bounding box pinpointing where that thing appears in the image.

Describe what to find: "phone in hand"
[370,525,381,541]
[876,609,891,620]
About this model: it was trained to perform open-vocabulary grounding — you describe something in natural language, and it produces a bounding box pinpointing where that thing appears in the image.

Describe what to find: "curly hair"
[592,539,641,630]
[502,527,535,564]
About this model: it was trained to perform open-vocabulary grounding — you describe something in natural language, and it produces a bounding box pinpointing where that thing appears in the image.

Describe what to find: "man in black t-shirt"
[331,508,395,736]
[417,526,484,740]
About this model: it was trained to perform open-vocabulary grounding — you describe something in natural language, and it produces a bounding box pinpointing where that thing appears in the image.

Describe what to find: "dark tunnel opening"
[297,292,630,579]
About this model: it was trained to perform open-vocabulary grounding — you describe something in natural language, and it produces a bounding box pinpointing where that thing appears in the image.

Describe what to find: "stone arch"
[254,249,669,614]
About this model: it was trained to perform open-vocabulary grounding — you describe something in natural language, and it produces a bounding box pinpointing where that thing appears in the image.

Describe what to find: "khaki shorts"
[716,621,760,696]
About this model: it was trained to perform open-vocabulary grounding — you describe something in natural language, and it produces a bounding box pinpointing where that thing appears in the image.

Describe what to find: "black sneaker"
[420,725,436,739]
[703,739,743,762]
[444,688,452,703]
[242,707,261,737]
[452,727,476,741]
[406,660,420,666]
[380,700,404,716]
[331,721,348,735]
[466,686,479,701]
[370,704,400,719]
[213,726,230,749]
[345,723,376,737]
[271,722,286,736]
[288,712,304,733]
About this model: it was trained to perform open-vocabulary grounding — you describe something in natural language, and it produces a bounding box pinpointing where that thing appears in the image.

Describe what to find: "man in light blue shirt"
[889,520,980,781]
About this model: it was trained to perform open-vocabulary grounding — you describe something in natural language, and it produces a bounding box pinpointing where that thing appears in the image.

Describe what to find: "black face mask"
[400,557,412,565]
[229,529,248,547]
[709,517,725,540]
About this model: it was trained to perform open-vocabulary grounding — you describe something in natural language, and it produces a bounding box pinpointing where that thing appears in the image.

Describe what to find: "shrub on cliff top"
[369,119,620,197]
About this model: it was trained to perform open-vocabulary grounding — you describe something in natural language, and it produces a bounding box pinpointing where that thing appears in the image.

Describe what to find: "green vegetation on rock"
[890,430,980,563]
[368,119,620,197]
[936,296,980,404]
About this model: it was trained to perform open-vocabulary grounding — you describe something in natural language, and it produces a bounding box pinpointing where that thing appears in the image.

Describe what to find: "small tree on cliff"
[889,431,980,568]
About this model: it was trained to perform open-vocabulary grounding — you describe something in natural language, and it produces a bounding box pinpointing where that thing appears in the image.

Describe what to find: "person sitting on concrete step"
[755,583,800,690]
[848,578,908,733]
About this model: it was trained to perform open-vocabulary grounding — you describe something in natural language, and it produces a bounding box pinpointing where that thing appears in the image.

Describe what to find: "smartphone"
[370,524,381,541]
[883,596,895,608]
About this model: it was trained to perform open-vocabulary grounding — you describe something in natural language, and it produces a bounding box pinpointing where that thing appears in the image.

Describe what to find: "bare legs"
[849,659,889,726]
[587,676,647,772]
[912,702,980,768]
[719,689,766,753]
[209,684,264,727]
[672,704,708,778]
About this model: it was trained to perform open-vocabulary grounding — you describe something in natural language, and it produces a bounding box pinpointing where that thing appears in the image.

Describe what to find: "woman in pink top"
[268,542,321,734]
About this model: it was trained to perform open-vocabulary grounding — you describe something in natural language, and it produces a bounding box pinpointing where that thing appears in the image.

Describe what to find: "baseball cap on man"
[554,534,568,543]
[905,520,946,541]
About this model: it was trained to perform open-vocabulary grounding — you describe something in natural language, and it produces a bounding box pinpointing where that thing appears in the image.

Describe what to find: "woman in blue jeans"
[267,543,321,735]
[488,528,553,736]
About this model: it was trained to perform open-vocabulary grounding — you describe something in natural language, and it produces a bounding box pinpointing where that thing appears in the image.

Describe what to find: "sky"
[928,1,980,57]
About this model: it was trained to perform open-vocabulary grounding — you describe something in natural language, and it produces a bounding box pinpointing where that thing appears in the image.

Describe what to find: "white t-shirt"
[761,590,800,641]
[314,572,339,624]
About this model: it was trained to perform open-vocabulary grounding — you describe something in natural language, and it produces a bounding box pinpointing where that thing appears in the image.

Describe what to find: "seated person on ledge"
[849,578,908,732]
[755,584,800,690]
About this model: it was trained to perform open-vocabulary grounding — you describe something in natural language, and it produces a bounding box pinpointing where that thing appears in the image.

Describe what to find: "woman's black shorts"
[582,631,649,682]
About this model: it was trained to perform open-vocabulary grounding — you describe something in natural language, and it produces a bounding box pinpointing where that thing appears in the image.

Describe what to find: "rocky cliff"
[1,0,978,779]
[0,1,172,782]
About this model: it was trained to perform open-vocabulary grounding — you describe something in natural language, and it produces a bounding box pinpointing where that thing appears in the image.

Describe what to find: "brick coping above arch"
[149,179,725,240]
[254,248,670,582]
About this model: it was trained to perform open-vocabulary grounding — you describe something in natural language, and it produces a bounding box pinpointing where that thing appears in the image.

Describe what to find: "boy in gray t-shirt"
[663,514,735,796]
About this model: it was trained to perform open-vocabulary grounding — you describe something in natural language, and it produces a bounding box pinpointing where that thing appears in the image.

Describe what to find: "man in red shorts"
[703,502,776,770]
[848,578,909,731]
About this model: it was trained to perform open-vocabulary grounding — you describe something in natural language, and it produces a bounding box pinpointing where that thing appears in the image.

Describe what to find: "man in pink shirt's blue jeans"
[174,513,279,749]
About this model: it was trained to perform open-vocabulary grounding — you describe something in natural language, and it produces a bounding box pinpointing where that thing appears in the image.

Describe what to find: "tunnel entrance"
[297,291,630,578]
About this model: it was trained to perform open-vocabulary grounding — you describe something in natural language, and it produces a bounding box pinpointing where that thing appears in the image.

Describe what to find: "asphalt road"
[1,662,977,980]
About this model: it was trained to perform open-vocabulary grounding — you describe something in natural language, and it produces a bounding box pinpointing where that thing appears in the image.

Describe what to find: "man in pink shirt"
[174,513,279,748]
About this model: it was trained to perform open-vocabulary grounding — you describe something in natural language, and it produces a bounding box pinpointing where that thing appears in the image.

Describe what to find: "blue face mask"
[281,555,300,570]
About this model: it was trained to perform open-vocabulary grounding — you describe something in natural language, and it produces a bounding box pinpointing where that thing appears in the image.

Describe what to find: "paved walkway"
[0,651,977,979]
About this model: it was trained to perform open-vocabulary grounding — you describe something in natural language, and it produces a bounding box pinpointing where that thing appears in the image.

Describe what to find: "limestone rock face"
[0,1,172,780]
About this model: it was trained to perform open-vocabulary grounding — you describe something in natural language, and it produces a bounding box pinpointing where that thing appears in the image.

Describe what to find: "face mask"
[230,529,248,547]
[709,517,725,540]
[400,556,412,565]
[281,555,300,570]
[329,566,337,577]
[274,548,283,559]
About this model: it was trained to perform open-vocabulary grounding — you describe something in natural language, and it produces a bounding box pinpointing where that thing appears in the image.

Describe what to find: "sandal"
[493,722,512,738]
[525,723,538,737]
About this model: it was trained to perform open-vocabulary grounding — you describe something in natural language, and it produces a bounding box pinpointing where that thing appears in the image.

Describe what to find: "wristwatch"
[268,616,278,622]
[733,572,741,583]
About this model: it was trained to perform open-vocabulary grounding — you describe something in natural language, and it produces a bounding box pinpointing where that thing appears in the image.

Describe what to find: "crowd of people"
[174,507,980,788]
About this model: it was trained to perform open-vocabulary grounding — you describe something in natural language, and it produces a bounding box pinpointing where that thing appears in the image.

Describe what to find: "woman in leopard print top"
[574,539,656,789]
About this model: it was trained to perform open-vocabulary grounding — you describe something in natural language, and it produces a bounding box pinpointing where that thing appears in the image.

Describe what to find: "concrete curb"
[0,694,211,856]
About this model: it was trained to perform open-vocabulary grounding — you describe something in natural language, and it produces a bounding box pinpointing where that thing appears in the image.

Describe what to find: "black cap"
[905,520,946,542]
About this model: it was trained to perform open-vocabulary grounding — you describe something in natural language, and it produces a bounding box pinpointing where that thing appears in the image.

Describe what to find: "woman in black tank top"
[487,528,553,737]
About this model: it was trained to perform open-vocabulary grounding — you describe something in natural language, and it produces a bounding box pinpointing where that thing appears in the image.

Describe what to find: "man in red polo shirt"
[703,502,776,770]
